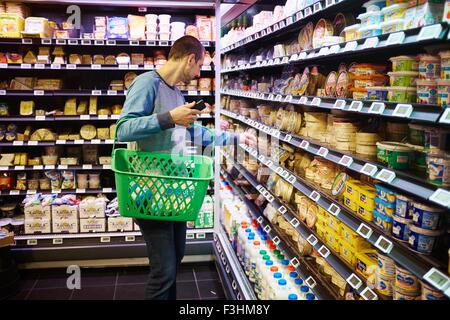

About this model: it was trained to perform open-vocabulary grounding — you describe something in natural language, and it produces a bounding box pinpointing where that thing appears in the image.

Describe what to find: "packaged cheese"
[89,96,97,115]
[52,219,78,233]
[96,128,109,140]
[64,98,77,115]
[79,218,106,233]
[23,51,37,64]
[313,19,334,49]
[128,14,146,40]
[93,54,104,65]
[80,125,97,140]
[19,100,34,116]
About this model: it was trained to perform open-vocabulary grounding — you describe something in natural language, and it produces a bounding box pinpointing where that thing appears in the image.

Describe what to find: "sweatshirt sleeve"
[187,126,239,147]
[116,74,174,142]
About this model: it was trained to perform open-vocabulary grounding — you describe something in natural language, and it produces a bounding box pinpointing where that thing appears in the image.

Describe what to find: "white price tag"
[129,64,138,70]
[375,169,396,184]
[13,141,24,146]
[100,236,111,243]
[290,54,299,62]
[286,16,293,26]
[386,31,405,46]
[438,108,450,124]
[375,236,394,254]
[318,245,330,258]
[362,37,379,50]
[103,188,113,193]
[257,216,264,224]
[273,23,279,32]
[107,90,117,96]
[429,188,450,208]
[58,165,68,169]
[28,141,38,146]
[368,102,385,114]
[357,223,373,239]
[103,165,112,169]
[329,44,340,54]
[349,100,363,112]
[21,63,31,69]
[27,190,37,195]
[281,170,289,179]
[314,2,322,12]
[290,258,300,269]
[296,11,303,21]
[287,175,296,184]
[94,40,105,45]
[361,287,378,301]
[81,39,92,45]
[268,59,274,66]
[34,90,44,96]
[346,274,363,290]
[328,203,341,216]
[417,24,443,41]
[144,64,153,70]
[275,95,283,101]
[27,239,38,246]
[53,238,63,245]
[0,90,5,95]
[56,140,66,144]
[74,139,84,144]
[266,160,273,168]
[343,41,358,52]
[0,63,7,68]
[261,60,267,66]
[263,225,272,233]
[326,0,336,7]
[91,64,101,69]
[279,21,286,29]
[91,139,101,144]
[318,47,329,56]
[284,134,292,143]
[200,90,210,96]
[274,58,281,65]
[92,90,102,96]
[129,40,139,46]
[305,276,317,289]
[317,147,329,158]
[307,234,318,246]
[33,165,44,170]
[278,206,287,215]
[423,268,450,291]
[68,39,78,45]
[9,190,20,195]
[0,166,7,171]
[392,104,413,118]
[51,64,61,69]
[299,96,308,105]
[44,165,55,169]
[360,163,378,177]
[22,38,32,44]
[309,191,321,202]
[258,154,265,162]
[272,236,281,245]
[188,90,197,96]
[118,64,128,70]
[284,95,293,103]
[66,64,76,69]
[56,39,67,45]
[300,140,309,150]
[41,38,52,45]
[311,97,321,106]
[266,27,272,34]
[290,218,300,228]
[15,165,25,170]
[304,7,312,17]
[125,236,136,242]
[35,116,45,121]
[339,155,353,167]
[160,40,169,46]
[275,167,284,175]
[80,115,90,120]
[146,40,156,46]
[76,188,86,193]
[333,99,346,109]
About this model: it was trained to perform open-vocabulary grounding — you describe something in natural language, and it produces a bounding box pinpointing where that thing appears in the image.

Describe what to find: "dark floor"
[8,262,226,300]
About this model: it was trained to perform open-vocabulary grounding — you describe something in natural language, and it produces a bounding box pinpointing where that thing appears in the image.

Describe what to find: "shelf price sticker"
[296,11,303,21]
[311,97,321,106]
[278,206,287,215]
[362,37,379,50]
[22,38,33,44]
[41,38,52,45]
[45,165,55,169]
[313,2,322,13]
[10,190,20,195]
[146,40,156,46]
[258,154,265,162]
[91,64,101,69]
[318,47,329,56]
[188,90,197,96]
[129,64,139,70]
[279,20,286,29]
[300,140,309,150]
[74,139,84,144]
[0,90,5,95]
[56,39,67,45]
[100,236,111,243]
[305,276,317,289]
[418,24,443,41]
[287,175,296,184]
[290,217,300,228]
[368,102,385,114]
[272,236,281,245]
[21,63,31,69]
[290,258,300,269]
[438,108,450,124]
[286,16,294,26]
[309,191,321,202]
[386,31,406,46]
[357,223,373,239]
[82,164,93,169]
[257,216,264,224]
[273,23,279,32]
[81,39,92,45]
[107,90,117,96]
[375,235,394,254]
[285,95,293,103]
[129,40,139,46]
[361,287,378,300]
[106,40,116,46]
[125,236,136,242]
[33,63,45,69]
[318,245,330,258]
[343,41,358,52]
[360,163,378,177]
[375,169,396,184]
[346,273,363,290]
[339,155,354,167]
[304,6,312,17]
[27,239,38,246]
[393,104,413,118]
[333,99,346,110]
[281,170,289,179]
[318,147,329,158]
[35,116,45,121]
[58,165,68,170]
[284,134,292,143]
[34,90,44,96]
[66,64,76,69]
[13,141,23,146]
[275,95,283,102]
[68,39,78,45]
[0,63,7,69]
[103,188,113,193]
[329,44,340,55]
[80,115,90,120]
[299,96,308,105]
[92,90,102,96]
[429,188,450,208]
[263,225,272,233]
[307,234,318,246]
[91,139,101,144]
[33,165,44,170]
[290,54,299,62]
[328,203,341,216]
[53,238,63,245]
[349,100,364,112]
[423,268,450,291]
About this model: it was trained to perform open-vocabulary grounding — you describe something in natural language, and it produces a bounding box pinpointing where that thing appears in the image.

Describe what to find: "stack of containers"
[343,179,377,224]
[159,14,172,41]
[171,21,186,41]
[438,51,450,107]
[376,252,396,298]
[145,14,158,40]
[303,112,327,140]
[373,184,396,234]
[417,53,440,105]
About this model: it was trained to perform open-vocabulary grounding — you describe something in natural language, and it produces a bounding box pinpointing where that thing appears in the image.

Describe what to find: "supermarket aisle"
[9,263,225,300]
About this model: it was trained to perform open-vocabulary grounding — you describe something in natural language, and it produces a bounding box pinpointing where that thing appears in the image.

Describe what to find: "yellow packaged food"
[327,215,341,234]
[316,214,327,227]
[89,96,97,115]
[355,250,378,280]
[19,100,34,116]
[64,98,77,115]
[344,179,361,202]
[340,223,372,250]
[339,239,357,267]
[325,229,341,252]
[358,184,376,210]
[344,195,357,212]
[318,206,327,217]
[357,205,374,222]
[315,223,326,239]
[0,13,25,38]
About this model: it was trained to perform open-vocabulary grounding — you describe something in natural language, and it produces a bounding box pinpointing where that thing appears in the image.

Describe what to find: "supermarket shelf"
[222,169,336,300]
[222,152,379,300]
[222,23,449,73]
[0,63,214,72]
[221,0,354,54]
[0,164,111,171]
[221,89,444,124]
[0,140,125,146]
[0,38,215,48]
[238,143,450,296]
[0,90,215,97]
[1,188,116,196]
[214,225,257,300]
[221,109,450,209]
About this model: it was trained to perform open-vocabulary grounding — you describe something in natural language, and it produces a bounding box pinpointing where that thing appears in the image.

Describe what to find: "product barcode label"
[34,90,44,96]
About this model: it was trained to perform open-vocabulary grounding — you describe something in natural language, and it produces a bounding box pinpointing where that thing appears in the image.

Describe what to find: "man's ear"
[187,53,196,65]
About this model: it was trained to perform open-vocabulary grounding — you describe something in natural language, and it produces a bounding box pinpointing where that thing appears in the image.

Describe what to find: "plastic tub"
[395,194,412,219]
[416,79,438,105]
[375,197,396,216]
[377,252,396,277]
[343,24,360,42]
[380,19,404,34]
[376,141,413,170]
[160,32,170,41]
[367,86,388,100]
[439,50,450,80]
[421,281,445,300]
[387,86,417,103]
[424,127,450,153]
[357,205,374,222]
[412,202,444,230]
[393,287,419,300]
[158,14,171,24]
[158,24,170,33]
[363,0,387,12]
[426,153,450,187]
[171,22,186,31]
[358,25,382,38]
[357,11,384,27]
[418,55,440,80]
[408,225,441,254]
[146,31,157,40]
[390,55,418,72]
[376,273,394,297]
[382,4,408,21]
[145,14,158,24]
[388,71,418,87]
[395,264,420,294]
[437,79,450,107]
[373,210,393,233]
[392,215,411,241]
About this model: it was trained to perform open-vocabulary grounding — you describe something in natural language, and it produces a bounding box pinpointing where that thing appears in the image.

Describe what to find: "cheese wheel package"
[313,19,334,49]
[336,71,351,98]
[298,22,314,51]
[127,14,146,40]
[80,125,97,140]
[325,72,338,96]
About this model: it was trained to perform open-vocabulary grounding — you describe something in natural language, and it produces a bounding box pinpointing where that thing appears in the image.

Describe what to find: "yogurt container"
[357,11,384,27]
[376,141,413,170]
[362,0,387,12]
[423,127,450,153]
[388,71,418,87]
[376,273,394,296]
[375,184,396,203]
[416,79,438,105]
[392,215,411,241]
[377,252,396,277]
[158,14,171,24]
[387,86,417,103]
[395,264,420,294]
[426,153,450,187]
[343,24,361,42]
[367,86,389,100]
[395,194,413,219]
[421,281,446,300]
[408,225,441,254]
[418,55,440,80]
[373,209,393,233]
[412,202,444,230]
[382,3,408,20]
[439,50,450,80]
[375,197,396,216]
[380,19,404,34]
[393,287,419,300]
[358,25,382,38]
[437,79,450,107]
[390,55,418,72]
[145,14,158,25]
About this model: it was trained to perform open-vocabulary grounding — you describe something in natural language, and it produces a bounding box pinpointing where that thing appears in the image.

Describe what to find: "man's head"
[168,35,205,83]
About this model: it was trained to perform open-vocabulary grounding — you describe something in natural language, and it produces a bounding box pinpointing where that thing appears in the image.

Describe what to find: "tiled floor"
[8,262,226,300]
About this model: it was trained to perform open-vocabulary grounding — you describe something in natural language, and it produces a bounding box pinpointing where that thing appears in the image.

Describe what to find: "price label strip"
[328,203,341,216]
[307,234,318,246]
[339,155,354,167]
[290,217,300,228]
[305,276,317,289]
[360,163,378,177]
[263,225,272,233]
[375,235,394,254]
[375,169,396,184]
[318,245,330,258]
[393,104,413,118]
[346,273,363,290]
[423,268,450,291]
[357,223,373,239]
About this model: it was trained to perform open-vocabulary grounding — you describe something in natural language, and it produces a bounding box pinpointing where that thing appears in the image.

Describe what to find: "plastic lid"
[306,293,316,300]
[288,294,298,300]
[343,24,361,32]
[253,241,261,246]
[265,260,274,266]
[259,250,267,255]
[278,279,287,286]
[245,228,251,232]
[248,235,254,240]
[263,255,270,260]
[295,278,304,285]
[274,272,282,279]
[273,249,280,255]
[270,266,279,272]
[288,266,296,272]
[261,235,267,241]
[277,254,285,260]
[300,285,310,293]
[269,244,276,250]
[249,232,255,237]
[281,259,289,266]
[290,272,298,279]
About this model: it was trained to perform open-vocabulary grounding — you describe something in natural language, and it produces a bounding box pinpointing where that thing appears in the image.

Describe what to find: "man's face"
[182,52,205,83]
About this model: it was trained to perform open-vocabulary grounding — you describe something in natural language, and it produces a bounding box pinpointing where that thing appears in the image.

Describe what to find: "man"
[116,35,256,300]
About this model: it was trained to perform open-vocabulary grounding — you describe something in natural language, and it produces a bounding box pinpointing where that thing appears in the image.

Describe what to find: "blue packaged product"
[412,202,444,230]
[408,225,441,254]
[395,194,413,219]
[373,210,393,233]
[375,184,396,203]
[375,197,396,216]
[107,17,129,39]
[392,215,411,241]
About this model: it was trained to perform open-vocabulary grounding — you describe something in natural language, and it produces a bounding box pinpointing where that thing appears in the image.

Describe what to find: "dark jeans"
[135,219,187,300]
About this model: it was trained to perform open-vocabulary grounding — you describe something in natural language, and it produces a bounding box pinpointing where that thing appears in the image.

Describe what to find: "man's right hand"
[169,102,202,128]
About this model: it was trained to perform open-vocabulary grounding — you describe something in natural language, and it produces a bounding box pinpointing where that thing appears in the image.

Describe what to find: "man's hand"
[239,132,257,147]
[169,102,202,128]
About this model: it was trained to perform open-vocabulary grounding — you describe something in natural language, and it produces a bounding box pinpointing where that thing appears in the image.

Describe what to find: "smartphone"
[193,99,207,111]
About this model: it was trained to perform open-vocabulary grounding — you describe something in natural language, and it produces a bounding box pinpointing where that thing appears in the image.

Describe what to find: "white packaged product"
[108,217,134,232]
[80,218,106,233]
[52,218,79,233]
[25,219,51,234]
[52,205,79,220]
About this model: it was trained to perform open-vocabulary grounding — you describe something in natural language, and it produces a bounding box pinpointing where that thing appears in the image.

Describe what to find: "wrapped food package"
[313,19,334,49]
[107,17,129,39]
[196,15,212,41]
[186,25,199,38]
[23,51,37,64]
[124,72,137,89]
[20,101,34,116]
[298,22,314,51]
[128,14,145,40]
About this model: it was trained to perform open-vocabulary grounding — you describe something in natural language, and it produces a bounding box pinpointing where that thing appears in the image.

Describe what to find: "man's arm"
[187,126,239,147]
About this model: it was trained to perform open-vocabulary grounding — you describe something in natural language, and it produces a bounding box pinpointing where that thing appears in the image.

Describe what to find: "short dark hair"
[168,35,205,62]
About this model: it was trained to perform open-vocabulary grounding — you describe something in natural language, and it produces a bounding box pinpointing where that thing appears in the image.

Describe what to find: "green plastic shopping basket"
[111,118,214,222]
